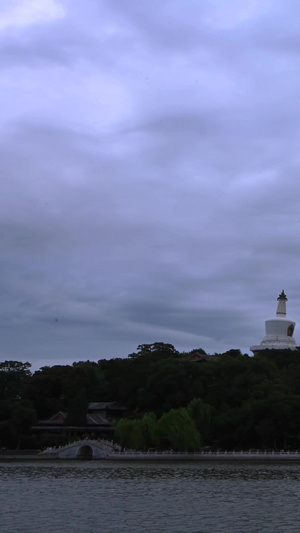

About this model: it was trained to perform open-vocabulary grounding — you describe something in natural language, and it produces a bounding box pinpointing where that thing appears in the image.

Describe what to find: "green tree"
[26,365,72,419]
[130,420,144,450]
[128,343,179,360]
[0,399,37,449]
[187,398,214,443]
[0,361,31,401]
[115,418,135,449]
[141,412,158,449]
[157,408,202,451]
[65,388,88,426]
[11,400,36,449]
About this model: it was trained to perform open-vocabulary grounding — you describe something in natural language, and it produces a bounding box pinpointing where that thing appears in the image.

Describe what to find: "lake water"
[1,460,300,532]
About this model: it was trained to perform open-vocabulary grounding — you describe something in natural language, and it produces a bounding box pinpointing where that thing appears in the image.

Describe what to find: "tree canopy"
[2,345,300,450]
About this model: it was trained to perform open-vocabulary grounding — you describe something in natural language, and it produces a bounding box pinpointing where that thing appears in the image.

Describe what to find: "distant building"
[33,401,127,440]
[250,290,297,353]
[189,352,219,363]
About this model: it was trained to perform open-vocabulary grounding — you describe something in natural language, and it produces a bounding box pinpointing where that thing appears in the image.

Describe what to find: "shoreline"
[3,451,300,462]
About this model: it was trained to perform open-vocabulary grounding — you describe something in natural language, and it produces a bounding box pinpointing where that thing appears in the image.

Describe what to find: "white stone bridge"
[40,439,119,459]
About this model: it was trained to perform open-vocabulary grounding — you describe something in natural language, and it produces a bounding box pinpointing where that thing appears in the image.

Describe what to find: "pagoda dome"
[250,290,297,353]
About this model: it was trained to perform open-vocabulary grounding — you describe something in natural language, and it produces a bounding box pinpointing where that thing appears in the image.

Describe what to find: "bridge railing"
[106,449,300,456]
[39,443,300,457]
[39,438,121,456]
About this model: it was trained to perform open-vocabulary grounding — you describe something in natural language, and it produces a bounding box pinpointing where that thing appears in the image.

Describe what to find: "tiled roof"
[39,411,67,425]
[88,402,127,411]
[37,401,126,427]
[86,413,111,426]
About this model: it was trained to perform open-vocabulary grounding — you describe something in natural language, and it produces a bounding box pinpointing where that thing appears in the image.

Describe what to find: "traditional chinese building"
[32,401,127,440]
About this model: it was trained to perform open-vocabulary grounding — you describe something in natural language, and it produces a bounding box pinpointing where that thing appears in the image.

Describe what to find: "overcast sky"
[1,0,300,369]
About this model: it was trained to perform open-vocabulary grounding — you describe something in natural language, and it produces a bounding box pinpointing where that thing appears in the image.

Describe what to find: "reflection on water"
[3,460,300,481]
[1,461,300,532]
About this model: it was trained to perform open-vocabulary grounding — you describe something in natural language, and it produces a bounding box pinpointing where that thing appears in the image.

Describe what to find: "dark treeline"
[1,343,300,451]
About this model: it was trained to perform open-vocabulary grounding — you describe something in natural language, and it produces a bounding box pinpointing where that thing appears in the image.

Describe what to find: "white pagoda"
[250,290,297,353]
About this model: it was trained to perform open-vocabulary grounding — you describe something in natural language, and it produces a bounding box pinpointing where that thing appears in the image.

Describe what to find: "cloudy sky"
[1,0,300,369]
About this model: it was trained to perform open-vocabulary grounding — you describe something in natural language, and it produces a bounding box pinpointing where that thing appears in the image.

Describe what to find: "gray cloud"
[1,0,300,369]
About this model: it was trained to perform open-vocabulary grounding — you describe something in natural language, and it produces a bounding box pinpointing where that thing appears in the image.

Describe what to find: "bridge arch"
[76,444,93,460]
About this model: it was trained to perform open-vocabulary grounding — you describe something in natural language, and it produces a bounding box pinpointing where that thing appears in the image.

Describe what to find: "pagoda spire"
[250,290,297,353]
[276,290,287,317]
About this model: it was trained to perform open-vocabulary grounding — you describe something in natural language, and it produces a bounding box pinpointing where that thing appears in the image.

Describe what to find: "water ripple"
[1,461,300,532]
